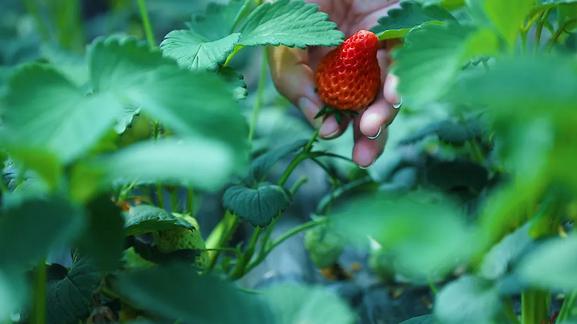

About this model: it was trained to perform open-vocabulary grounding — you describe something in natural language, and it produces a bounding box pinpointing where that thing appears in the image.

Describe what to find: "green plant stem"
[155,184,164,209]
[316,176,373,215]
[248,49,268,142]
[206,211,239,270]
[277,130,319,186]
[23,0,50,41]
[230,227,262,279]
[535,8,551,51]
[136,0,156,49]
[547,19,577,51]
[186,188,195,214]
[245,218,326,273]
[223,45,244,67]
[32,261,47,324]
[521,289,550,324]
[557,292,577,323]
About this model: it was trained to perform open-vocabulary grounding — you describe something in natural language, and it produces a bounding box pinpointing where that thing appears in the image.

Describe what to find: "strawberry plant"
[1,0,577,323]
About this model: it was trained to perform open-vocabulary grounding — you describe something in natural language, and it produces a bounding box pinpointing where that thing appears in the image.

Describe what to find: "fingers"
[353,117,388,168]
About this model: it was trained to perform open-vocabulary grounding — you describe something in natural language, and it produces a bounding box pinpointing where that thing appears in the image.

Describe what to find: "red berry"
[315,30,381,112]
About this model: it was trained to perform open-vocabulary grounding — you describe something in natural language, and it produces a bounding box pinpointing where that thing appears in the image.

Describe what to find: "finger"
[267,46,322,127]
[383,73,400,106]
[353,117,387,168]
[359,93,398,138]
[320,114,350,139]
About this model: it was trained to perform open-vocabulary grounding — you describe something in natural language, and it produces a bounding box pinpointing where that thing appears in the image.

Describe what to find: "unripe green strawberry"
[304,220,345,269]
[315,30,381,112]
[153,215,208,269]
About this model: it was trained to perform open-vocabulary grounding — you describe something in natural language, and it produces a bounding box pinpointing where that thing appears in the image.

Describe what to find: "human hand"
[268,0,401,168]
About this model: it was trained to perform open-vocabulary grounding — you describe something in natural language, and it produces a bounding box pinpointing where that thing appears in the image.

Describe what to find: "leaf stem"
[32,261,47,324]
[521,289,550,324]
[223,45,244,67]
[557,291,577,323]
[136,0,156,49]
[206,211,239,270]
[277,130,319,186]
[248,49,268,142]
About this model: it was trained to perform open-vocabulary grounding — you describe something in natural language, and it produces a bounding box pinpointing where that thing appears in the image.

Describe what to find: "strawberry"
[315,30,381,112]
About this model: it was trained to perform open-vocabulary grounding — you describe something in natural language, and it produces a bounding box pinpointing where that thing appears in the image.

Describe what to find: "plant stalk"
[32,261,47,324]
[136,0,156,49]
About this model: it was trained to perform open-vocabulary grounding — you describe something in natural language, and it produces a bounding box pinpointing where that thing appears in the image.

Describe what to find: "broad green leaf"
[372,1,456,40]
[161,31,240,70]
[451,56,577,117]
[114,265,272,324]
[1,146,62,191]
[223,183,291,226]
[78,196,125,271]
[249,139,307,181]
[125,205,193,236]
[0,197,85,267]
[263,283,354,324]
[483,0,535,48]
[480,224,533,280]
[2,64,122,163]
[330,191,474,281]
[434,276,501,324]
[47,258,101,324]
[72,138,240,201]
[0,269,26,322]
[89,38,249,158]
[160,0,244,70]
[393,23,499,107]
[517,235,577,291]
[239,0,344,47]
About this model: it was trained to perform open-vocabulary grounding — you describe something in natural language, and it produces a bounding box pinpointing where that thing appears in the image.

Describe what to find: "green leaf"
[2,64,122,163]
[160,0,245,70]
[304,220,345,268]
[47,258,101,324]
[392,23,499,107]
[239,0,344,47]
[223,183,291,226]
[89,37,249,158]
[0,269,26,322]
[434,276,501,324]
[372,1,456,40]
[517,235,577,291]
[483,0,534,48]
[330,191,474,281]
[263,283,354,324]
[125,205,193,236]
[0,197,85,267]
[480,224,533,280]
[161,31,240,70]
[2,146,62,190]
[72,138,241,201]
[114,265,272,324]
[78,196,125,271]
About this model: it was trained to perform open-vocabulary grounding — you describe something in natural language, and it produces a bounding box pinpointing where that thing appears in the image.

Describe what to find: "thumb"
[267,46,343,138]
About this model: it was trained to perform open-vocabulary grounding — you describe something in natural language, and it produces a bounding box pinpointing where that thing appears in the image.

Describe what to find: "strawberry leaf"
[239,0,344,47]
[223,183,291,227]
[372,1,456,40]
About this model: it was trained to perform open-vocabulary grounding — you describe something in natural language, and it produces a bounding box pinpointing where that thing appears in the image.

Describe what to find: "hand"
[268,0,401,168]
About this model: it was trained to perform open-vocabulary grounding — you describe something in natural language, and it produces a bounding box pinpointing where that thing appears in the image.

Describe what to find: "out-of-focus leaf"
[2,64,122,163]
[480,224,533,280]
[372,1,455,40]
[425,160,489,192]
[115,265,272,324]
[1,146,62,190]
[434,276,500,324]
[71,138,240,202]
[0,197,85,267]
[330,191,474,281]
[399,314,435,324]
[78,196,125,271]
[263,283,355,324]
[223,183,291,226]
[393,23,499,107]
[239,0,344,47]
[0,269,26,322]
[517,235,577,291]
[125,205,193,236]
[90,38,249,159]
[483,0,534,48]
[47,258,101,324]
[304,219,345,268]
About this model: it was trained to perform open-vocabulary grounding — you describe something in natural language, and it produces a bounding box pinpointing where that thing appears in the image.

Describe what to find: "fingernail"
[356,150,374,168]
[320,117,339,138]
[367,126,382,140]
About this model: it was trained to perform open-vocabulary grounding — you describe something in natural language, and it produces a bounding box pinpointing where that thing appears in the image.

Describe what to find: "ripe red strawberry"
[315,30,381,112]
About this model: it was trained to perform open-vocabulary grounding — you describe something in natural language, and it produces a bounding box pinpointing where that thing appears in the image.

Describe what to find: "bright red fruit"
[315,30,381,112]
